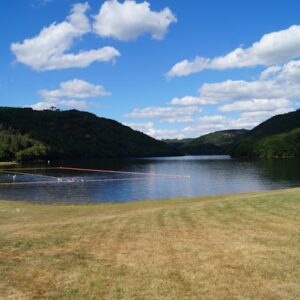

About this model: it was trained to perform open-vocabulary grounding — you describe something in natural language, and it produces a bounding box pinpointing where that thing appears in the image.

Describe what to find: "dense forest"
[2,107,299,161]
[164,130,248,155]
[231,110,300,158]
[0,107,179,161]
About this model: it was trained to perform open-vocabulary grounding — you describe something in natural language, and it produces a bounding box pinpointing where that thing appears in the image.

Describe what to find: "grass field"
[0,161,17,167]
[0,188,299,299]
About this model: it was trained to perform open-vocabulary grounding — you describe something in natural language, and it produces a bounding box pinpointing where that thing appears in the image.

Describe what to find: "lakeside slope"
[1,189,300,299]
[0,107,179,161]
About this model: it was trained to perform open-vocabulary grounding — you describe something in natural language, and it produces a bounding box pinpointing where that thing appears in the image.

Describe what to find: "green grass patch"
[0,161,17,167]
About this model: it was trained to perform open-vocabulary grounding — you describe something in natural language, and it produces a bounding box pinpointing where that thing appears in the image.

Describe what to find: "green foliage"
[231,110,300,158]
[0,107,179,161]
[0,126,45,161]
[246,110,300,139]
[165,130,248,155]
[15,144,49,161]
[232,128,300,158]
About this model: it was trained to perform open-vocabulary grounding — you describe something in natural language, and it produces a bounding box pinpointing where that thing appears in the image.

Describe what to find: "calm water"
[0,156,300,203]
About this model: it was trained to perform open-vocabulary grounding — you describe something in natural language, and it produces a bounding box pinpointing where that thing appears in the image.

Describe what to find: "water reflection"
[0,156,300,203]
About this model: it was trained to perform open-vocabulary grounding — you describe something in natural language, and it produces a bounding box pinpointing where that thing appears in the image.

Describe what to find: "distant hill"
[231,110,300,158]
[165,130,248,155]
[162,138,193,149]
[0,107,179,161]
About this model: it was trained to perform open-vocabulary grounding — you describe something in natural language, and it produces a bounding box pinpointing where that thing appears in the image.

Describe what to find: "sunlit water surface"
[0,156,300,203]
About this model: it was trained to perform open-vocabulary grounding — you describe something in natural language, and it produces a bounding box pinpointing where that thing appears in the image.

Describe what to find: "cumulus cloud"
[259,65,281,80]
[124,122,185,139]
[124,59,299,138]
[170,96,216,106]
[125,106,201,119]
[30,79,110,110]
[31,99,88,111]
[200,80,279,101]
[198,115,230,124]
[279,60,300,82]
[167,24,300,77]
[124,106,293,139]
[93,0,177,41]
[197,60,300,103]
[39,79,110,100]
[240,108,292,120]
[170,59,300,111]
[183,114,248,137]
[219,98,292,113]
[183,115,260,137]
[11,3,120,71]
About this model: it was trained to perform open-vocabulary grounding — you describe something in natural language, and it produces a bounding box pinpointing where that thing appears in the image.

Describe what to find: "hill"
[162,138,193,149]
[165,130,248,155]
[231,110,300,158]
[0,107,179,161]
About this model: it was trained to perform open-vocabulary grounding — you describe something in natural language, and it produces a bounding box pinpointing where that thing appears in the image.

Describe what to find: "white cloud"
[30,99,88,111]
[31,79,110,110]
[162,116,194,123]
[279,60,300,82]
[11,3,120,71]
[200,80,276,101]
[124,122,154,133]
[170,96,216,106]
[199,62,300,101]
[39,79,110,100]
[30,102,57,111]
[183,123,228,136]
[124,105,293,139]
[183,115,258,137]
[169,60,300,110]
[93,0,177,41]
[124,122,185,139]
[167,57,210,77]
[219,98,291,113]
[167,24,300,77]
[125,106,201,119]
[240,108,292,120]
[198,115,230,124]
[259,65,281,80]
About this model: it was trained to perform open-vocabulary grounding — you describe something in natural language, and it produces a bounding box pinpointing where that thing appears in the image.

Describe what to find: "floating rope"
[0,176,154,186]
[59,166,191,179]
[0,169,58,180]
[0,166,191,186]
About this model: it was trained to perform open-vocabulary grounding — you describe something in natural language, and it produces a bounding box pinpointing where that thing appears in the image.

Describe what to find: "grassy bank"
[0,189,300,299]
[0,161,17,167]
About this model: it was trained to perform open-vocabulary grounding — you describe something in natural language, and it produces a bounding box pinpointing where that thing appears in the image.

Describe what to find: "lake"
[0,155,300,203]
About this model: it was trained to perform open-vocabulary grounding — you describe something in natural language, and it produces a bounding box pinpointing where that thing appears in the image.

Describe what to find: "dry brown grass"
[0,188,300,299]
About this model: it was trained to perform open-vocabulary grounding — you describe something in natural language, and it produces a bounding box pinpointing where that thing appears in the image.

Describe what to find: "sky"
[1,0,300,139]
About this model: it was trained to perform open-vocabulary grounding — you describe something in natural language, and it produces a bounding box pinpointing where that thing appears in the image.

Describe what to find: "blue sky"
[1,0,300,139]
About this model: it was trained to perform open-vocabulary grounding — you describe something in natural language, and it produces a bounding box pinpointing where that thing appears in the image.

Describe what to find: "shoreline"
[1,186,300,206]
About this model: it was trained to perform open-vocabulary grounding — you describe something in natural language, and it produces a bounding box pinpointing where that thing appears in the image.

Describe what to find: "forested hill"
[0,107,179,161]
[231,110,300,158]
[164,130,248,155]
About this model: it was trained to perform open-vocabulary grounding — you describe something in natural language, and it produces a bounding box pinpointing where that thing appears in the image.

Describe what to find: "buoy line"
[59,166,191,179]
[0,176,157,186]
[1,166,191,181]
[0,169,58,180]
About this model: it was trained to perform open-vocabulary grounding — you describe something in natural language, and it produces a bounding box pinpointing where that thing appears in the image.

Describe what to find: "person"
[12,175,16,182]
